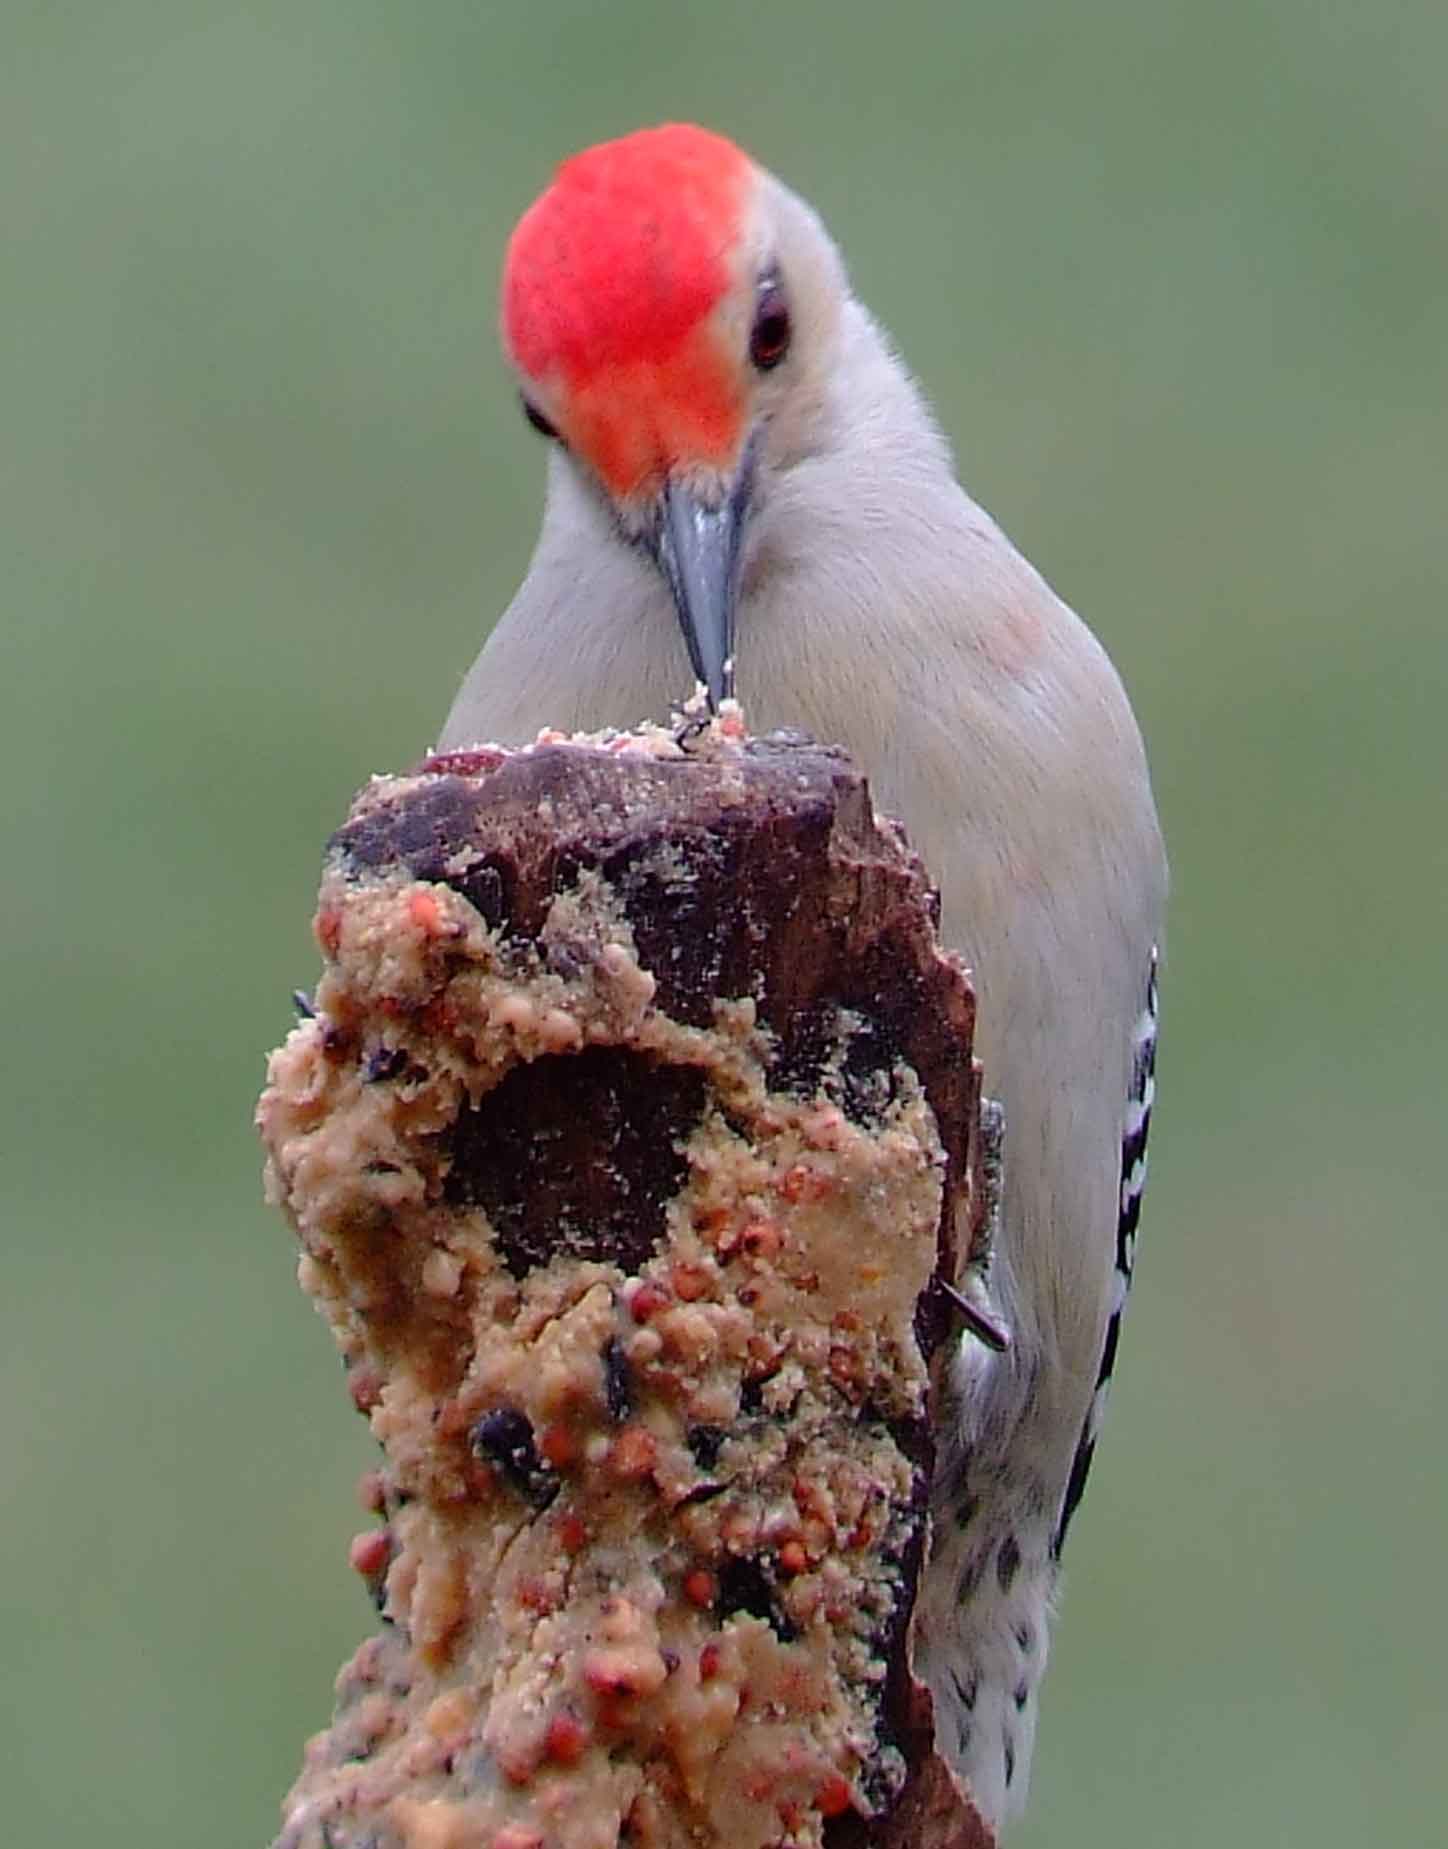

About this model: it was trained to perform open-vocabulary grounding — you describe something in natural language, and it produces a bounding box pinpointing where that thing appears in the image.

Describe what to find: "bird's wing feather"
[1052,947,1159,1558]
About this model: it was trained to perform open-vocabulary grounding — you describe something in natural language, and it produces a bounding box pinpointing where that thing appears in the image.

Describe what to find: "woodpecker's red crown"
[502,124,756,499]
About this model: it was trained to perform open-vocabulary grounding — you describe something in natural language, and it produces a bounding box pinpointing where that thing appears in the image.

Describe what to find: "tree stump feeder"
[258,724,997,1849]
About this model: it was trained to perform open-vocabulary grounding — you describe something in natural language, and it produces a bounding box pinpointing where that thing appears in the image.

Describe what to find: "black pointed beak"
[653,459,753,710]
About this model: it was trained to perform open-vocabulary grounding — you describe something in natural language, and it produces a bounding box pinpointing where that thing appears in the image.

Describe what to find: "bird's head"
[501,124,847,707]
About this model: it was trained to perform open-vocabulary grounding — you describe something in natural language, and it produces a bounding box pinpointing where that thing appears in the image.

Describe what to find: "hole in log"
[444,1048,707,1277]
[770,1000,905,1126]
[716,1554,798,1643]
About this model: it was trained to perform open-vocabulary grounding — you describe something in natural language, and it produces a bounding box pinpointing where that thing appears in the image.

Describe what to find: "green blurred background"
[5,1,1445,1841]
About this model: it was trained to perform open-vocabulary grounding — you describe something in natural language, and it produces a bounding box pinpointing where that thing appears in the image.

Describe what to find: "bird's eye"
[521,396,560,441]
[749,286,792,371]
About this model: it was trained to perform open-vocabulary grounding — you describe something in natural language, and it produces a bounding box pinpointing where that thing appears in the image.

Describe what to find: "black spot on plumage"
[951,1668,978,1712]
[1013,1619,1033,1655]
[1003,1736,1016,1788]
[1056,1434,1098,1560]
[1097,1304,1123,1385]
[996,1533,1021,1593]
[1013,1680,1030,1712]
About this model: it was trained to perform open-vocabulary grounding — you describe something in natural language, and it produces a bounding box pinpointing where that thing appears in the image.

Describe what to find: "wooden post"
[259,729,996,1849]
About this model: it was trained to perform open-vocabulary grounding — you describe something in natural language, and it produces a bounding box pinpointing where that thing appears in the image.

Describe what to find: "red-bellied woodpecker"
[439,123,1166,1833]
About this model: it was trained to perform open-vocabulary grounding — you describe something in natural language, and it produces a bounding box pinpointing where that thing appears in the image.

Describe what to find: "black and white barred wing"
[1053,949,1160,1557]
